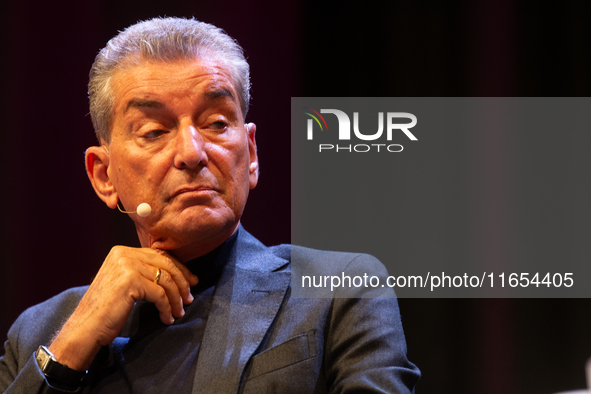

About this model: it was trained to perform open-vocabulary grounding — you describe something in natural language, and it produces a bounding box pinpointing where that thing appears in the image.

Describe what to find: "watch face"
[36,346,51,371]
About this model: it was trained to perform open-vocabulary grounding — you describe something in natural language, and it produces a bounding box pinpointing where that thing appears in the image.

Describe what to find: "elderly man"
[0,17,419,393]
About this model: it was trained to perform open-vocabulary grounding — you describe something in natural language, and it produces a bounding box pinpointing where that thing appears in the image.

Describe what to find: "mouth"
[170,186,217,200]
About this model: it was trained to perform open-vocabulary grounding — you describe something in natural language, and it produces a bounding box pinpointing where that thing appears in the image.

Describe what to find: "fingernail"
[170,316,175,325]
[188,293,194,303]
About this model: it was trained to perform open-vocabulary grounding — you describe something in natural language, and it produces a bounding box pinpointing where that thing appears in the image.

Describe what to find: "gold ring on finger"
[154,268,162,284]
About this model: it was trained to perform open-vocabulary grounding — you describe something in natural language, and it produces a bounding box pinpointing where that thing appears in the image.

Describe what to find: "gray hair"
[88,17,251,143]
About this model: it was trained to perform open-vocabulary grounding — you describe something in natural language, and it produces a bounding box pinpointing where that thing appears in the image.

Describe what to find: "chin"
[157,213,239,248]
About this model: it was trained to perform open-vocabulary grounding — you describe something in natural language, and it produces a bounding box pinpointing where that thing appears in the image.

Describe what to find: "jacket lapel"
[191,228,290,394]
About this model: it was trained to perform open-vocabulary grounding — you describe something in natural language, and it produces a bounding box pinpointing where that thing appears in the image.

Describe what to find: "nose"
[173,125,208,169]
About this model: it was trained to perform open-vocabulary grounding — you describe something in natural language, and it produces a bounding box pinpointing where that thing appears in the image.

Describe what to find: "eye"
[143,129,166,139]
[210,121,228,130]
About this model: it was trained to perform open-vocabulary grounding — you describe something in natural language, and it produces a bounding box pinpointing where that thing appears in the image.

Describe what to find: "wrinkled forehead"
[105,55,241,135]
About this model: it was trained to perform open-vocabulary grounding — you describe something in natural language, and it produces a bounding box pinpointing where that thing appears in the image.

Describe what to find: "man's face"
[99,58,257,259]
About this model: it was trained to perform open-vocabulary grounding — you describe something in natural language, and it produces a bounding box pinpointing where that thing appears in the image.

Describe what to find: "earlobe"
[246,123,259,189]
[249,162,259,179]
[85,146,119,209]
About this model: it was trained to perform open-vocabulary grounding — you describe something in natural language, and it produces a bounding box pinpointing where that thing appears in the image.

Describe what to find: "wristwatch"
[35,346,86,389]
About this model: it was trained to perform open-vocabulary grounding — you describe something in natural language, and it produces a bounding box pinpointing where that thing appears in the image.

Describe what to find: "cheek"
[110,157,156,199]
[208,147,250,202]
[209,143,247,174]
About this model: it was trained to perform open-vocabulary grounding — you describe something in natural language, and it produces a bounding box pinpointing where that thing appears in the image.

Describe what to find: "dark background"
[1,1,590,393]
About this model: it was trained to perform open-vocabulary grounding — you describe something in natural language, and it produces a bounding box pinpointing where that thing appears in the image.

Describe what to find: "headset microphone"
[117,202,152,217]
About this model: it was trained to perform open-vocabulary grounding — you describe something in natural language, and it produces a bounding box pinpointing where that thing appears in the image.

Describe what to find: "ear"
[85,145,119,209]
[246,123,259,190]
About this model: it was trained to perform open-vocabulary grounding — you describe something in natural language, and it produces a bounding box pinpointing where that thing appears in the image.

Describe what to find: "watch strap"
[36,346,86,388]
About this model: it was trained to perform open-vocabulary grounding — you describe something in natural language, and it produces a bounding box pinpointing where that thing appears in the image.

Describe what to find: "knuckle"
[160,270,171,284]
[178,277,190,290]
[115,266,133,284]
[162,259,178,274]
[110,245,125,258]
[121,263,136,276]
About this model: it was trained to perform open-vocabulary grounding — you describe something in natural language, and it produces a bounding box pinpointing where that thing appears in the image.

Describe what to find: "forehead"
[110,57,239,113]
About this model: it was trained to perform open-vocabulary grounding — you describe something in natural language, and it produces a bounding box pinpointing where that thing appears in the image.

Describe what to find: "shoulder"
[239,227,384,272]
[272,244,389,277]
[16,286,88,329]
[271,243,384,266]
[7,286,89,361]
[278,245,393,298]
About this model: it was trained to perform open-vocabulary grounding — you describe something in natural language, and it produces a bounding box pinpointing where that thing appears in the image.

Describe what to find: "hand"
[48,246,199,371]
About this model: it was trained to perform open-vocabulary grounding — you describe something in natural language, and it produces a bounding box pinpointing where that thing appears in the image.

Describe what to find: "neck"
[136,222,241,263]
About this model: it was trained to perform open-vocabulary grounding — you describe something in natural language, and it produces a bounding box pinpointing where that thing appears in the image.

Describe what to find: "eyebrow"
[125,99,164,113]
[204,88,236,102]
[123,88,236,114]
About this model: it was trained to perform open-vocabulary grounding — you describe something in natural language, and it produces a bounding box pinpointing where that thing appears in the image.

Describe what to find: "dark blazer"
[0,228,419,393]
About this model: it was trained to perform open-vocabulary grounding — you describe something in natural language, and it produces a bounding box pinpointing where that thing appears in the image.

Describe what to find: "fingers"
[57,245,201,363]
[99,246,199,327]
[139,249,199,325]
[139,264,185,321]
[156,250,199,303]
[144,280,176,325]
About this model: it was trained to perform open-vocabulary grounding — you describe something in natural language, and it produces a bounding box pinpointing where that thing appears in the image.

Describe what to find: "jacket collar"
[191,226,291,394]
